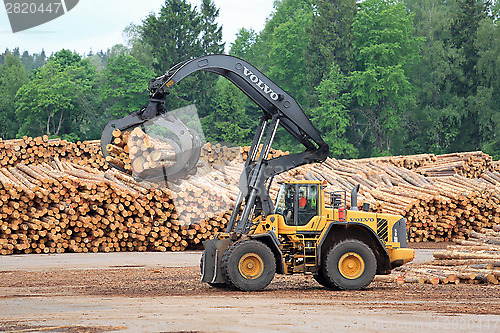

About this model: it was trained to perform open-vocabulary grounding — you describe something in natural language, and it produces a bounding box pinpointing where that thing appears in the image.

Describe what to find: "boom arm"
[102,54,329,234]
[148,55,326,151]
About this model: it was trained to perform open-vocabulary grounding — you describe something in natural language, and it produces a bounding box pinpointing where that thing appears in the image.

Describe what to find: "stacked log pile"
[103,128,279,176]
[0,136,107,170]
[1,133,499,254]
[104,128,183,176]
[0,131,287,255]
[355,153,436,170]
[201,142,244,165]
[414,151,495,178]
[376,226,500,285]
[284,157,500,242]
[0,159,233,255]
[358,151,497,178]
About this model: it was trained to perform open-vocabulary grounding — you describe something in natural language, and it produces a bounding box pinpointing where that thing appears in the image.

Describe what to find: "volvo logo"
[241,65,280,101]
[349,217,375,223]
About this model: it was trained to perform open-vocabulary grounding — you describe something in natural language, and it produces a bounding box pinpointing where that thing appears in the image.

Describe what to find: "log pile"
[1,134,499,255]
[286,157,500,242]
[201,142,244,165]
[294,155,499,242]
[108,131,288,169]
[377,226,500,285]
[104,127,189,177]
[357,151,497,178]
[0,136,108,171]
[413,151,495,178]
[102,128,280,176]
[355,153,436,170]
[0,159,233,255]
[492,160,500,172]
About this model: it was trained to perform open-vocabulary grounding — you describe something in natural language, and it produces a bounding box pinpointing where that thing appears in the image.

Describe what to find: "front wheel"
[323,239,376,290]
[221,240,276,291]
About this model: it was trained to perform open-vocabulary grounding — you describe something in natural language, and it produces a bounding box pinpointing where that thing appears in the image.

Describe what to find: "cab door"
[275,183,321,233]
[297,184,320,230]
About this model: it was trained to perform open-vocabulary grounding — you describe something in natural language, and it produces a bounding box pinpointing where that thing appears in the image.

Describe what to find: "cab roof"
[279,180,323,185]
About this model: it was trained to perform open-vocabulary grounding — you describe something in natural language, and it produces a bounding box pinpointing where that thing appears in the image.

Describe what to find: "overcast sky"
[0,0,275,55]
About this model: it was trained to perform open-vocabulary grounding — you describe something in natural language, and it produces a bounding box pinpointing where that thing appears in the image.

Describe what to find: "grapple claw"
[101,106,202,183]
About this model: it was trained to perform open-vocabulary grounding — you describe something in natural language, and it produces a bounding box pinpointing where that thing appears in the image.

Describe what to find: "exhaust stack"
[350,184,360,211]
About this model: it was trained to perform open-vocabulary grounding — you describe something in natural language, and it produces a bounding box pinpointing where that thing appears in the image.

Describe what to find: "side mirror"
[332,193,342,209]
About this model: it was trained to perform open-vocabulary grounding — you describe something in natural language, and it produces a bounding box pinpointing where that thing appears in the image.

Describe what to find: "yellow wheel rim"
[338,252,364,279]
[239,253,264,279]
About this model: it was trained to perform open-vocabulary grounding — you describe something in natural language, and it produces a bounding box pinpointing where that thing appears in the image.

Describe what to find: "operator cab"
[274,181,320,227]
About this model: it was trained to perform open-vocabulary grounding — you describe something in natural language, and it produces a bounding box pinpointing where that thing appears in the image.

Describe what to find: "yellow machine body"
[250,180,414,276]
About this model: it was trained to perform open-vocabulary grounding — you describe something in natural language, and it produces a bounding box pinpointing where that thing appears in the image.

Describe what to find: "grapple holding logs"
[101,104,201,183]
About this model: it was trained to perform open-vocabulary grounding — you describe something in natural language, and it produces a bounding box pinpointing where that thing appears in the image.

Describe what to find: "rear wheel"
[323,239,376,290]
[221,240,276,291]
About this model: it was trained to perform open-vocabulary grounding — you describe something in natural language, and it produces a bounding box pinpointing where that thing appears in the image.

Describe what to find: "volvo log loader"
[101,54,414,291]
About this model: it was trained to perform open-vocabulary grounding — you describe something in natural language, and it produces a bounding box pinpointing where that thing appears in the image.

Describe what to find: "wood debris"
[378,226,500,285]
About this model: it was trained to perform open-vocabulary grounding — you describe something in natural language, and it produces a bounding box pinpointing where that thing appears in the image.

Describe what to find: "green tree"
[450,0,491,94]
[100,55,155,118]
[113,23,155,69]
[446,0,495,152]
[404,0,464,153]
[306,0,357,91]
[0,53,28,139]
[349,0,421,155]
[32,50,47,71]
[201,79,251,146]
[200,0,225,54]
[141,0,203,73]
[310,63,357,158]
[141,0,224,118]
[229,28,258,59]
[88,54,106,72]
[20,51,33,72]
[474,12,500,158]
[1,49,47,73]
[51,49,82,68]
[243,0,313,73]
[268,6,313,105]
[108,43,129,58]
[15,50,98,140]
[245,0,318,151]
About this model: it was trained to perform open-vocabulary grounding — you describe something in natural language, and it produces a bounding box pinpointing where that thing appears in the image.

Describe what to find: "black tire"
[221,240,276,291]
[200,251,228,288]
[323,239,376,290]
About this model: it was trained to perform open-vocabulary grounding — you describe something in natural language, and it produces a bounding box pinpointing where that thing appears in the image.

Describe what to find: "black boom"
[101,54,329,234]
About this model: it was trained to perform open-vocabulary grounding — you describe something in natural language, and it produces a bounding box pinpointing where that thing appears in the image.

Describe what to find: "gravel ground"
[1,266,500,332]
[0,247,499,332]
[1,266,499,314]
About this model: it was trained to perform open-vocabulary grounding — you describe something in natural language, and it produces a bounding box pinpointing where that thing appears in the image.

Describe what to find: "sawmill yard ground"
[1,247,499,333]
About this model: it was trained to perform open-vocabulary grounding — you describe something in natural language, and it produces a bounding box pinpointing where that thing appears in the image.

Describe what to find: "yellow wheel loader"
[101,54,414,292]
[209,180,414,291]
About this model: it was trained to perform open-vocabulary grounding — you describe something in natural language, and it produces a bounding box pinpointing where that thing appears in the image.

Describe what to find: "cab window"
[297,185,319,226]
